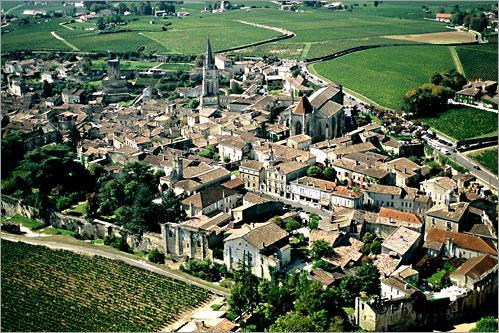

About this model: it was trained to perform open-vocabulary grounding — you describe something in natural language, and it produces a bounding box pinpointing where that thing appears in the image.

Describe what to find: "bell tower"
[200,38,220,109]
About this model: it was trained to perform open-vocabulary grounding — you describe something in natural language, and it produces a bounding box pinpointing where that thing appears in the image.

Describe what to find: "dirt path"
[1,233,229,297]
[234,20,294,36]
[5,3,25,14]
[50,31,80,51]
[449,46,464,74]
[159,295,225,332]
[59,22,75,30]
[138,32,169,51]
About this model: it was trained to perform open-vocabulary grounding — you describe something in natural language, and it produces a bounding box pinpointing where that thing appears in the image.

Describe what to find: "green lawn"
[417,107,498,141]
[64,201,87,216]
[310,45,455,109]
[469,148,498,175]
[2,215,44,229]
[1,240,212,332]
[39,226,76,237]
[457,44,498,81]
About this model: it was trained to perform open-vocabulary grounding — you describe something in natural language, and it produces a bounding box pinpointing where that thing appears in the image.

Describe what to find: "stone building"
[200,38,220,109]
[289,84,345,142]
[239,160,266,192]
[224,222,291,280]
[161,212,231,260]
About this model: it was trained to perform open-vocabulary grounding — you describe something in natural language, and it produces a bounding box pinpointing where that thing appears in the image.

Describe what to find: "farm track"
[449,46,464,74]
[50,31,80,51]
[137,32,170,51]
[1,233,229,297]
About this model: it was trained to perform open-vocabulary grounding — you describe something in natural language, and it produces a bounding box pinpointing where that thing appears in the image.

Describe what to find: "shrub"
[148,249,165,264]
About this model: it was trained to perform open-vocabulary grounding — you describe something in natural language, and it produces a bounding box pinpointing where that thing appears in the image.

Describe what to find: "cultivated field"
[2,2,452,56]
[456,44,498,81]
[310,45,456,109]
[1,240,212,332]
[384,31,477,44]
[468,148,498,175]
[417,107,498,141]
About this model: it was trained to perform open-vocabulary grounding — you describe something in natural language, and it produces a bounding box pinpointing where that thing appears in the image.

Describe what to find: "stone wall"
[1,195,39,219]
[126,232,166,254]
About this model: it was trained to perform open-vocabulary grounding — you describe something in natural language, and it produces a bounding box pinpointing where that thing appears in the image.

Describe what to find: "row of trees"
[448,4,490,32]
[228,258,381,331]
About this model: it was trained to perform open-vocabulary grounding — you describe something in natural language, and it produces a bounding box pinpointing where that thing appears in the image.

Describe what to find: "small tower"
[170,153,184,186]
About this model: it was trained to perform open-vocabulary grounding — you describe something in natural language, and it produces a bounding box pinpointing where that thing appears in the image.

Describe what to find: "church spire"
[205,37,213,69]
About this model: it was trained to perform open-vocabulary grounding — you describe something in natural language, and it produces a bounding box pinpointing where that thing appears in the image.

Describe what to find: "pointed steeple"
[205,37,213,69]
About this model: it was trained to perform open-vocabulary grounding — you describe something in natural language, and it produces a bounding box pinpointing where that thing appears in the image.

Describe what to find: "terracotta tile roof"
[310,230,342,245]
[225,222,288,249]
[425,227,497,255]
[378,207,422,225]
[450,255,497,281]
[240,159,264,170]
[207,318,237,332]
[222,177,244,189]
[426,202,469,222]
[382,226,421,256]
[294,176,336,192]
[310,268,343,287]
[292,96,313,115]
[182,185,238,209]
[367,184,403,196]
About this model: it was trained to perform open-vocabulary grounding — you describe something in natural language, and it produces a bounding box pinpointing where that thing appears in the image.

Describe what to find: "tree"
[158,189,186,223]
[430,72,443,85]
[307,166,322,178]
[96,17,106,30]
[149,248,165,264]
[310,240,334,260]
[309,214,320,230]
[229,258,260,315]
[469,13,488,32]
[370,240,381,254]
[402,83,454,117]
[41,80,53,98]
[1,131,25,179]
[284,218,301,232]
[452,11,466,25]
[323,167,336,181]
[340,263,381,305]
[269,311,316,332]
[116,2,128,14]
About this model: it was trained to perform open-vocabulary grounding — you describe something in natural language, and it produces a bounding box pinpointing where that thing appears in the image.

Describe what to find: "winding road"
[1,233,229,297]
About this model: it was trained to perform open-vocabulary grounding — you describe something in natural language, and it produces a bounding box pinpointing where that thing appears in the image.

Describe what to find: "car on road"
[473,165,481,170]
[441,148,450,155]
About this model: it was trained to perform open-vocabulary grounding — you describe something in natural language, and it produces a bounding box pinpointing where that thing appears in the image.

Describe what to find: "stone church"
[200,38,220,109]
[289,84,345,142]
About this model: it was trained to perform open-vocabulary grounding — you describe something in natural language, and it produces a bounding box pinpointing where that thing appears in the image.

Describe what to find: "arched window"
[295,121,302,134]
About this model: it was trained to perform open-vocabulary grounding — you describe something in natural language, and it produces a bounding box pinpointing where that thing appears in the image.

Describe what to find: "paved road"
[428,140,498,191]
[1,233,229,297]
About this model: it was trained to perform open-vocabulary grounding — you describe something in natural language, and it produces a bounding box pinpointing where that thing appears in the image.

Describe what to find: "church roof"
[309,84,341,109]
[317,100,343,117]
[292,96,313,115]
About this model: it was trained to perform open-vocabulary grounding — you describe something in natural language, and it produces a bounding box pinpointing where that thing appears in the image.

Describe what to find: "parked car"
[474,165,481,170]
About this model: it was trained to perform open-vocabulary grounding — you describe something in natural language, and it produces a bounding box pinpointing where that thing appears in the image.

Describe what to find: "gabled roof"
[378,207,422,225]
[309,84,341,109]
[182,185,238,209]
[225,222,288,249]
[317,100,343,117]
[450,255,497,280]
[425,227,497,255]
[292,96,313,115]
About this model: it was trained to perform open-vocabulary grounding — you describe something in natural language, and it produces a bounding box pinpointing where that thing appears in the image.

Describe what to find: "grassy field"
[310,45,456,109]
[469,148,498,175]
[456,44,498,81]
[2,215,44,229]
[417,107,498,141]
[1,240,212,332]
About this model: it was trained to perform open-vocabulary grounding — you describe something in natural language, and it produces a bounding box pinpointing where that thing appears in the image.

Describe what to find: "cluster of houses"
[2,38,498,332]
